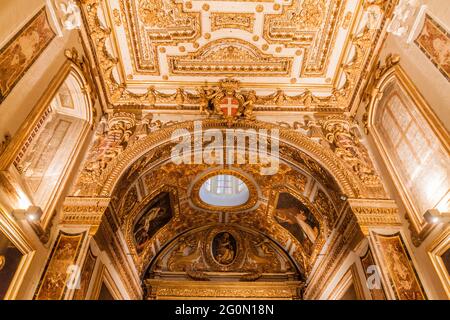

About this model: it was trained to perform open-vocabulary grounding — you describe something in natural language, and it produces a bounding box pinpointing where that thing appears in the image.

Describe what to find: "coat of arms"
[212,79,245,126]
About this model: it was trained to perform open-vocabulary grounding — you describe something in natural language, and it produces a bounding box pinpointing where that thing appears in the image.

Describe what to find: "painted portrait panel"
[133,192,173,252]
[374,232,426,300]
[212,232,237,266]
[0,231,24,299]
[34,231,86,300]
[415,14,450,81]
[274,192,320,255]
[441,248,450,276]
[0,7,56,103]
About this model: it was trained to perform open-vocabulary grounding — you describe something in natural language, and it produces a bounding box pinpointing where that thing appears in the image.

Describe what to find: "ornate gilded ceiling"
[80,0,395,111]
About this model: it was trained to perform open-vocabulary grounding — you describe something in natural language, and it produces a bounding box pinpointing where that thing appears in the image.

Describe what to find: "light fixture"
[340,194,348,201]
[424,208,450,225]
[13,206,43,222]
[12,206,46,240]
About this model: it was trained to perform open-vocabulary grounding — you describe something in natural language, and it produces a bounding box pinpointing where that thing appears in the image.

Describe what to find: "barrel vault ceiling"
[80,0,393,112]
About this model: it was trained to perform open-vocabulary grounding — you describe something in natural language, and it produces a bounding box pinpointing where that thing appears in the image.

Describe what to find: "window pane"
[375,82,450,216]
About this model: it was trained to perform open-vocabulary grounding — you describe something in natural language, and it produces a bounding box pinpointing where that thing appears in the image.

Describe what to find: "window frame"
[367,65,450,240]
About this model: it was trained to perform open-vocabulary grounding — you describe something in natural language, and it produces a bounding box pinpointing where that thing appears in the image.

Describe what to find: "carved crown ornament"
[76,0,397,112]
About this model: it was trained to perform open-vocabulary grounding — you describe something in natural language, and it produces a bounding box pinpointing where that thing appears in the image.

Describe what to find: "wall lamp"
[424,208,450,225]
[12,206,43,222]
[12,206,46,239]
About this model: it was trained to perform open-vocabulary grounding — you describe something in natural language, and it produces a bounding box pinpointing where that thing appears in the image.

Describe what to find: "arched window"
[14,66,93,220]
[369,69,449,233]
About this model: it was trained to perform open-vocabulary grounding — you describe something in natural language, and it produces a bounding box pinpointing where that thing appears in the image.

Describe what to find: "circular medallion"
[204,227,245,271]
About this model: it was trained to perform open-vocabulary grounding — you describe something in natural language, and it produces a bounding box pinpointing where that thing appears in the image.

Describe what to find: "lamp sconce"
[424,208,450,225]
[12,206,46,238]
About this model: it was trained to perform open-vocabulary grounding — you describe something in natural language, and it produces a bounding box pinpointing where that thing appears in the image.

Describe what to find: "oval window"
[199,174,249,207]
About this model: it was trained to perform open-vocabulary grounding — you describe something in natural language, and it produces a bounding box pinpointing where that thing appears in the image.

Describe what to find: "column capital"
[347,199,402,235]
[61,196,111,235]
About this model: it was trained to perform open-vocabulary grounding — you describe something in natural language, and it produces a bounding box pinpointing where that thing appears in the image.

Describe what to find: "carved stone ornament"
[57,0,82,30]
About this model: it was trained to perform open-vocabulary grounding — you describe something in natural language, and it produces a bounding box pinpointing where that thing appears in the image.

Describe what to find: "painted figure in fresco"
[384,243,413,291]
[134,207,165,245]
[133,192,173,252]
[213,232,236,265]
[274,193,320,255]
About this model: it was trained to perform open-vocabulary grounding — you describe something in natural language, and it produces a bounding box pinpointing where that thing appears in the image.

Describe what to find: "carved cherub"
[241,90,256,120]
[59,0,82,30]
[197,86,219,115]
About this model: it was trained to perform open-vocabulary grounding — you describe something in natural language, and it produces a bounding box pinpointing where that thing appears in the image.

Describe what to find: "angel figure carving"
[59,0,82,30]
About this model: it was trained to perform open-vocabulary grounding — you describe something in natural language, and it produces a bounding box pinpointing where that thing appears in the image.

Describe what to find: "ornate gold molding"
[167,39,292,77]
[427,226,450,298]
[145,279,303,299]
[210,13,255,33]
[347,199,401,235]
[61,197,111,235]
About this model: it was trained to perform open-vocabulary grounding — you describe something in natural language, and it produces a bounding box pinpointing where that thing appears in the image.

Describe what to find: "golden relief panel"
[167,39,292,76]
[79,0,392,110]
[210,13,255,33]
[263,0,344,77]
[121,0,201,74]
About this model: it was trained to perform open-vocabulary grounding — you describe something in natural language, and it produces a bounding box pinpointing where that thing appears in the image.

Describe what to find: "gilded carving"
[320,116,386,197]
[77,0,391,113]
[167,39,292,77]
[263,0,344,77]
[210,13,255,33]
